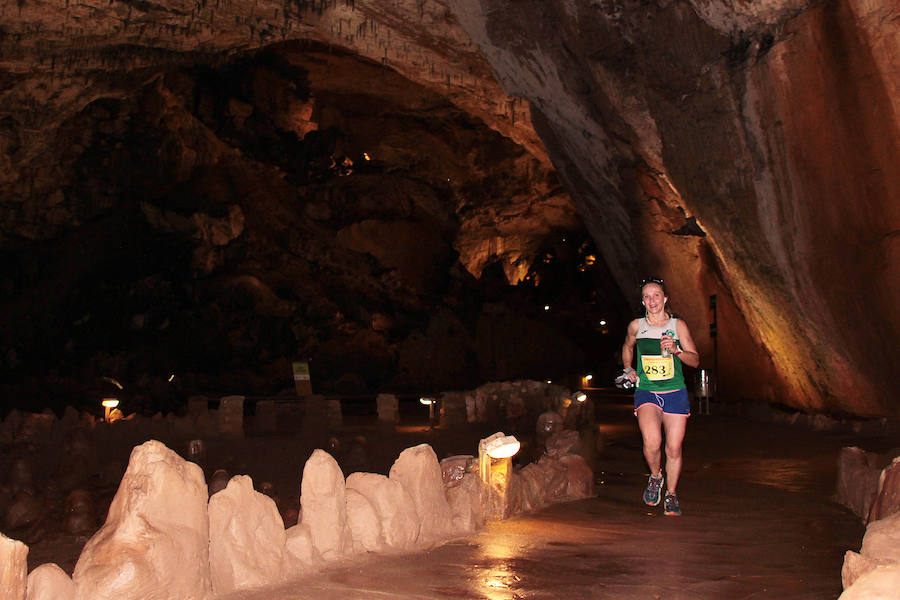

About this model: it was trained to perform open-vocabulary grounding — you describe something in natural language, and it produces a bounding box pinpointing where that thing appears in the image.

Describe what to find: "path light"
[419,397,436,425]
[101,398,119,422]
[478,432,521,520]
[574,391,587,403]
[582,373,593,388]
[483,434,521,459]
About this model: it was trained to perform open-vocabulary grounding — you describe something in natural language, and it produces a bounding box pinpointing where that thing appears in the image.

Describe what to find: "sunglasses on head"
[640,277,664,287]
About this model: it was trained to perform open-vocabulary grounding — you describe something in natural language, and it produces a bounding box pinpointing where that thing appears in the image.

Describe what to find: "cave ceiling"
[1,0,898,419]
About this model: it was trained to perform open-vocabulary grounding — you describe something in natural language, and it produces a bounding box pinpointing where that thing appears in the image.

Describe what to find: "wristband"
[673,349,683,356]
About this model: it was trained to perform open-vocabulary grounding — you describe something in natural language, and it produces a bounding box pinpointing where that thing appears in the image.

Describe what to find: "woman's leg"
[636,405,664,476]
[661,413,688,493]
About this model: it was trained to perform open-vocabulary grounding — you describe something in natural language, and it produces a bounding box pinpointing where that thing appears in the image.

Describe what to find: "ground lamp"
[101,398,119,422]
[478,432,521,520]
[419,396,436,426]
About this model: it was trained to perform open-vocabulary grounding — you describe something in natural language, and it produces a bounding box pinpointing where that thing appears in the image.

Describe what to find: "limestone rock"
[859,512,900,564]
[389,444,455,544]
[440,455,473,487]
[536,456,570,502]
[518,461,554,510]
[836,446,885,520]
[838,562,900,600]
[842,551,892,590]
[0,532,28,600]
[345,472,420,551]
[559,454,594,500]
[209,475,286,594]
[546,430,580,458]
[72,440,209,600]
[345,488,385,553]
[26,563,75,600]
[300,449,352,560]
[869,456,900,523]
[841,511,900,589]
[282,522,321,578]
[445,471,485,535]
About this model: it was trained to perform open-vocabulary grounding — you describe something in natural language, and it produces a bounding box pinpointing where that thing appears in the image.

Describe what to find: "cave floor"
[219,392,870,600]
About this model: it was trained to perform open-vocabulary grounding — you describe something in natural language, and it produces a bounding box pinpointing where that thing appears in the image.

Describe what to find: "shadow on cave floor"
[221,391,867,600]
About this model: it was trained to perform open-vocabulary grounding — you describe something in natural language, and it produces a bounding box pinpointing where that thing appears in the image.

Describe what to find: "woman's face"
[642,283,667,314]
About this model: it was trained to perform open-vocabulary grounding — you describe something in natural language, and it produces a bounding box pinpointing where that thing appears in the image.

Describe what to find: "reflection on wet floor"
[707,458,815,493]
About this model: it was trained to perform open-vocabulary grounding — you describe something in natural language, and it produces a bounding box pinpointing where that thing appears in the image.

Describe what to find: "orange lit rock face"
[0,0,898,418]
[446,0,898,418]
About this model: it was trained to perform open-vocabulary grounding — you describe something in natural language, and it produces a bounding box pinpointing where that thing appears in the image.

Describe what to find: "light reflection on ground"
[708,458,814,492]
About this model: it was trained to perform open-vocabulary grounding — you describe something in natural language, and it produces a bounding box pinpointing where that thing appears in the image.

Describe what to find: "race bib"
[642,355,675,381]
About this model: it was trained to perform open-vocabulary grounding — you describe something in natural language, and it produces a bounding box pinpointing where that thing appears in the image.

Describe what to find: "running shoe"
[664,493,681,516]
[642,473,664,506]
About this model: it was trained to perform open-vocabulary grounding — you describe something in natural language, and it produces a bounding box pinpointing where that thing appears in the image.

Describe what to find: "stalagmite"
[345,471,420,551]
[389,444,455,544]
[345,488,385,552]
[72,440,210,600]
[26,563,75,600]
[444,471,484,534]
[0,532,28,600]
[208,475,287,594]
[282,522,321,578]
[559,454,594,500]
[300,449,352,559]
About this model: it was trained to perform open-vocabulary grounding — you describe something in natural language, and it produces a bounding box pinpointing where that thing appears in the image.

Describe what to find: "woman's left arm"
[675,319,701,368]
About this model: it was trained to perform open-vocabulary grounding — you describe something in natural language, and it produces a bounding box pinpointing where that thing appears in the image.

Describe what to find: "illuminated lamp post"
[419,397,436,427]
[101,398,119,422]
[582,373,593,388]
[478,432,521,520]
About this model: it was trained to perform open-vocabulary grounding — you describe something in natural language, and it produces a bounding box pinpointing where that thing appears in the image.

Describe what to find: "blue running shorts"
[634,388,690,416]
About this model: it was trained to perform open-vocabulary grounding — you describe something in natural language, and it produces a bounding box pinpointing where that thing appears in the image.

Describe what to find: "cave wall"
[1,0,897,418]
[444,0,899,418]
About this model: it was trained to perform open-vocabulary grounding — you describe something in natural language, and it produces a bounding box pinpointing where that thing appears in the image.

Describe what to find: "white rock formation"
[389,444,455,545]
[0,532,27,600]
[208,475,286,594]
[72,440,209,600]
[445,471,485,534]
[345,472,420,551]
[841,511,900,589]
[26,564,75,600]
[345,488,386,553]
[838,563,900,600]
[869,455,900,522]
[300,449,352,560]
[282,522,321,578]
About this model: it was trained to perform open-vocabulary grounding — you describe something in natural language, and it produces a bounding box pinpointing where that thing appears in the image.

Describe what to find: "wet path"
[223,394,867,600]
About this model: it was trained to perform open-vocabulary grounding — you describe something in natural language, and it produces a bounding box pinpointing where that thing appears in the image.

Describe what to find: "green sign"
[292,361,310,381]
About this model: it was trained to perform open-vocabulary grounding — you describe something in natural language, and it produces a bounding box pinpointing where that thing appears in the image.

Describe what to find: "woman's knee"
[665,442,682,459]
[642,432,663,449]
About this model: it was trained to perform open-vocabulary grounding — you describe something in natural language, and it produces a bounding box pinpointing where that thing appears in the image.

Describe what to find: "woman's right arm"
[622,319,639,381]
